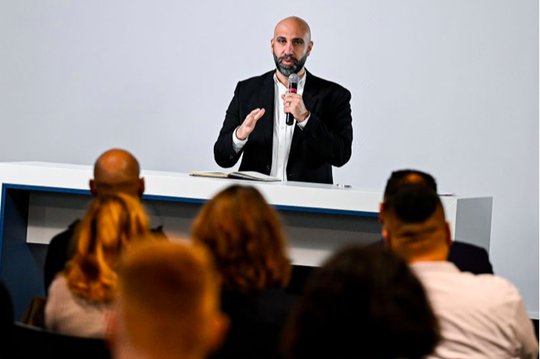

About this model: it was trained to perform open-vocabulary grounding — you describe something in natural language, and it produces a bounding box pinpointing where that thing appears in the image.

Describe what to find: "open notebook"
[189,171,281,182]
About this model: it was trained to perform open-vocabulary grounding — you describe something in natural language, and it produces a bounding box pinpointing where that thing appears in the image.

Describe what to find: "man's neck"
[409,255,447,263]
[275,68,306,87]
[408,246,449,263]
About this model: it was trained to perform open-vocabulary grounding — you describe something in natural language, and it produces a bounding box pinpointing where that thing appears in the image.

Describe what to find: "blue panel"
[0,187,42,319]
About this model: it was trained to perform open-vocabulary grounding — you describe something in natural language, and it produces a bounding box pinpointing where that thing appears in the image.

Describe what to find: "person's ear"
[89,179,98,196]
[445,222,452,247]
[138,178,145,197]
[382,227,391,248]
[208,312,229,354]
[307,40,313,55]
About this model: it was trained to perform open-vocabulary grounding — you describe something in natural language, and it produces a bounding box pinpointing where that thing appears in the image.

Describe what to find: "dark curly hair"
[282,245,440,359]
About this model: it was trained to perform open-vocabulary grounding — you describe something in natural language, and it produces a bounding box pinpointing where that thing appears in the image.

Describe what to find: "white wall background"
[0,0,538,316]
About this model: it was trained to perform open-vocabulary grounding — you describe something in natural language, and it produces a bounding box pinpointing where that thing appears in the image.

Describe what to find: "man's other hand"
[282,93,309,122]
[236,108,266,140]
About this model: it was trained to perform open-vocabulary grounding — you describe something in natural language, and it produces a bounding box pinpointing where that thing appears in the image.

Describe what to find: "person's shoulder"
[237,70,274,87]
[49,273,68,290]
[474,273,521,294]
[50,219,79,241]
[450,270,523,306]
[448,241,493,274]
[306,70,350,93]
[450,241,489,256]
[47,274,71,303]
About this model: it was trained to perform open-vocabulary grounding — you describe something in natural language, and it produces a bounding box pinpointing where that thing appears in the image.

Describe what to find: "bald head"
[274,16,311,42]
[90,148,144,197]
[271,16,313,80]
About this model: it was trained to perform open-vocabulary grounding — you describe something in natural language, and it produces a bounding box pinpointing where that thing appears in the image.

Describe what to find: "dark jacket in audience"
[211,288,297,359]
[1,280,15,358]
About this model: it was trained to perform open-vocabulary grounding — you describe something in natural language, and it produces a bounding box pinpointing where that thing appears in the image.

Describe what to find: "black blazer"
[447,241,493,274]
[210,288,297,359]
[214,70,353,184]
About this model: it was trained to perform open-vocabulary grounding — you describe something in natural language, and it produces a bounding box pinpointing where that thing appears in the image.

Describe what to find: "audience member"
[191,184,295,359]
[382,181,538,358]
[288,168,495,298]
[108,239,228,359]
[380,169,494,274]
[45,193,158,338]
[44,148,164,293]
[282,244,439,359]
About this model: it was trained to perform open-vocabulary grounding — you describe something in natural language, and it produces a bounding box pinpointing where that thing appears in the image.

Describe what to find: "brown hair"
[191,185,291,293]
[64,193,153,302]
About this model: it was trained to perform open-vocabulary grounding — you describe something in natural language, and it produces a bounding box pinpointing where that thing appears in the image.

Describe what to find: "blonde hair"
[64,193,152,302]
[191,185,291,293]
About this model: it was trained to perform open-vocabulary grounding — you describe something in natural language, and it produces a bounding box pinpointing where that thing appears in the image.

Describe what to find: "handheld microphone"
[286,73,299,125]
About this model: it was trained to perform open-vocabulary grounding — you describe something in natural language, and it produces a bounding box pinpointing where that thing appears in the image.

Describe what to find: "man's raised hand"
[235,108,266,140]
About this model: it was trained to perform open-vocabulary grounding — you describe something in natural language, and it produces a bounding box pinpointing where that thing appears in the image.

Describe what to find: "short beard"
[273,53,308,77]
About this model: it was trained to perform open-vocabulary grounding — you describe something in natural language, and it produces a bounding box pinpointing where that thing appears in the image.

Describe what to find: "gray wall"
[1,0,538,317]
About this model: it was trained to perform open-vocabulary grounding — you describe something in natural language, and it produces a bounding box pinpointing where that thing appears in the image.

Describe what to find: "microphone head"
[288,73,300,86]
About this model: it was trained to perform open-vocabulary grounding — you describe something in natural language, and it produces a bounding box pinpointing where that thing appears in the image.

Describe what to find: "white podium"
[0,162,493,318]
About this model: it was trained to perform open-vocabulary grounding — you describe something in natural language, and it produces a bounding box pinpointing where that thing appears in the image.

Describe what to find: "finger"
[249,108,263,116]
[252,108,265,121]
[244,108,260,124]
[241,109,265,139]
[284,98,298,110]
[284,102,291,112]
[283,93,300,100]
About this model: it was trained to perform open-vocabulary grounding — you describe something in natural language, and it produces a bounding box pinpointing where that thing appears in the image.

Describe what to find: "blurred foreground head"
[283,245,440,359]
[110,239,228,359]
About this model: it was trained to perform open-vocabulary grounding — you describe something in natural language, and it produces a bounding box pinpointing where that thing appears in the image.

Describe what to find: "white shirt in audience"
[412,261,538,359]
[45,275,111,339]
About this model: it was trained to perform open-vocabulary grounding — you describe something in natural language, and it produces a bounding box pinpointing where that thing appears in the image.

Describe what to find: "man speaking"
[214,16,353,184]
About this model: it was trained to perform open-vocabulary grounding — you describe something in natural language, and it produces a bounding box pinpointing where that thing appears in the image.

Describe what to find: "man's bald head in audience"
[90,148,144,197]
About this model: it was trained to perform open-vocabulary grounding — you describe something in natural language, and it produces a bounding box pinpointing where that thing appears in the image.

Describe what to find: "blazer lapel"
[302,70,318,114]
[292,70,319,148]
[259,72,276,157]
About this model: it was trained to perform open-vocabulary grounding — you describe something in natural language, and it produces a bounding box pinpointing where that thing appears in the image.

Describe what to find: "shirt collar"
[411,261,461,273]
[273,70,307,90]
